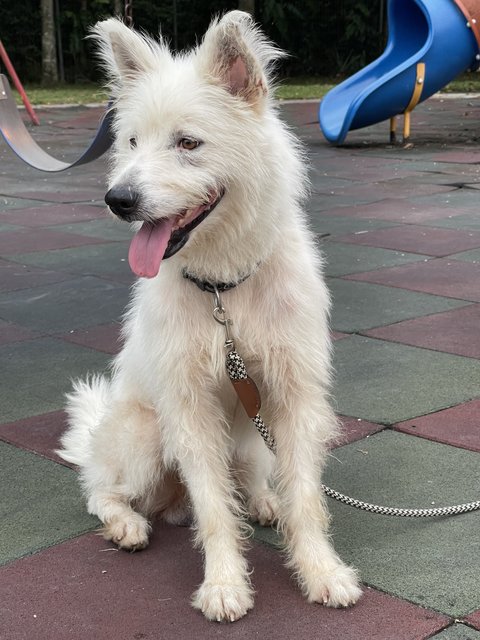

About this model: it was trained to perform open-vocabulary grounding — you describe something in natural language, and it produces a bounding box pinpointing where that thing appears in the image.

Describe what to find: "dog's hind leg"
[66,387,162,551]
[232,413,279,527]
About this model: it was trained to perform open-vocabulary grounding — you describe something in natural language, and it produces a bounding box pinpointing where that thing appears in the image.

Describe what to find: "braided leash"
[212,286,480,519]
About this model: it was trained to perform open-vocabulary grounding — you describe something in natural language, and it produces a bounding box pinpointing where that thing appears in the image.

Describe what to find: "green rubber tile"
[322,242,428,277]
[0,223,22,233]
[309,214,394,237]
[451,249,480,264]
[0,276,129,333]
[432,625,480,639]
[12,243,132,281]
[0,338,110,422]
[420,214,480,232]
[0,441,98,566]
[0,197,49,211]
[256,431,480,618]
[50,217,133,242]
[328,278,468,333]
[332,335,480,424]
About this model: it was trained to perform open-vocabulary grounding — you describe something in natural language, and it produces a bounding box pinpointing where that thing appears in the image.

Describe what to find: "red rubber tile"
[346,259,480,302]
[364,304,480,359]
[0,524,449,640]
[7,190,105,204]
[0,411,69,466]
[466,609,480,630]
[60,322,122,354]
[336,226,480,257]
[0,319,41,346]
[0,228,109,255]
[331,331,349,341]
[0,204,104,227]
[335,416,385,447]
[0,258,70,293]
[395,400,480,453]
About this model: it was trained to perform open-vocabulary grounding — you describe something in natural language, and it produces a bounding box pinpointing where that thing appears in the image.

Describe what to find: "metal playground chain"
[212,286,480,519]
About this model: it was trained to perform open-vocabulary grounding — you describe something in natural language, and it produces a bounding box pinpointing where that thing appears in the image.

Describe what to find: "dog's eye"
[129,137,137,149]
[178,137,200,151]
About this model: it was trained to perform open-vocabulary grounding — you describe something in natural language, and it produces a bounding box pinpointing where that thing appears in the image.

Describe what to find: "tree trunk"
[41,0,58,85]
[238,0,255,16]
[114,0,123,17]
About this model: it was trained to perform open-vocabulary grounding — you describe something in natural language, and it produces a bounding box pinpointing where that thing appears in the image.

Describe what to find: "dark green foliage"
[0,0,385,83]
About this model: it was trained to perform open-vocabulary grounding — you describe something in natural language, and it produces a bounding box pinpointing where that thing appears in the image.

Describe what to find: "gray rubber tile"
[12,243,132,282]
[50,217,133,241]
[328,278,468,333]
[332,335,480,424]
[0,441,98,566]
[0,338,110,422]
[0,276,129,333]
[322,242,428,277]
[256,431,480,618]
[429,625,480,639]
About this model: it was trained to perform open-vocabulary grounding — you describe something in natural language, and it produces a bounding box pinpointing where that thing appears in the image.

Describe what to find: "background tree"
[41,0,58,85]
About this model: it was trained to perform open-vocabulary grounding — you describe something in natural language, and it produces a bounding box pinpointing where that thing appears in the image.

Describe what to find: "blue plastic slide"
[319,0,480,144]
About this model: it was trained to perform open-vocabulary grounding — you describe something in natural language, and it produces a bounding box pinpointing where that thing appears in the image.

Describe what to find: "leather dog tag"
[231,376,262,418]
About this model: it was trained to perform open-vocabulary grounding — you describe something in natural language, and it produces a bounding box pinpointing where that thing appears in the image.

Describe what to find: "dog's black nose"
[105,186,140,220]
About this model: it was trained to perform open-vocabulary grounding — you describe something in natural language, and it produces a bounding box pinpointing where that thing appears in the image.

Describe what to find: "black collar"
[182,268,252,293]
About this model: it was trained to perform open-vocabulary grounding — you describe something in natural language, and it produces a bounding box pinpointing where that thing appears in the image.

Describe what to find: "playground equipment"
[319,0,480,145]
[0,73,114,171]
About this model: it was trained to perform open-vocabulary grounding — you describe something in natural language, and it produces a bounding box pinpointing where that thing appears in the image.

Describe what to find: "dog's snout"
[105,186,140,220]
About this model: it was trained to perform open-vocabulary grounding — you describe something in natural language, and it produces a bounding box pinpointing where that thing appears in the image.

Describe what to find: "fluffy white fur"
[58,11,362,622]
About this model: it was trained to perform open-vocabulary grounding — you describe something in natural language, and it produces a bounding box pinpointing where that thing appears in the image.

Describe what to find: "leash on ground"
[212,286,480,519]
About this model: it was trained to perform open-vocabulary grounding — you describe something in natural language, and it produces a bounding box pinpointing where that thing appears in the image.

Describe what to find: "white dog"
[58,11,362,622]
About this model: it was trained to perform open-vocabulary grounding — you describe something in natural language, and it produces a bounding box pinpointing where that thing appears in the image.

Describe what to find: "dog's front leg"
[272,387,362,608]
[162,378,253,622]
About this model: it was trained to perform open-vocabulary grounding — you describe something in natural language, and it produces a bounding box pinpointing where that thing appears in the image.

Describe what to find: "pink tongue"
[128,219,175,278]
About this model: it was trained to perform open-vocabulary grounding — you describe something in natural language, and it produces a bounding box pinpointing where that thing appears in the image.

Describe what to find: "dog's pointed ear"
[90,18,157,85]
[197,11,285,109]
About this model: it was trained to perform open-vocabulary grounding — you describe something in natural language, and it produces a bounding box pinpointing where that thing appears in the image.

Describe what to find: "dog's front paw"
[307,563,362,608]
[102,514,151,551]
[247,490,280,526]
[192,580,254,622]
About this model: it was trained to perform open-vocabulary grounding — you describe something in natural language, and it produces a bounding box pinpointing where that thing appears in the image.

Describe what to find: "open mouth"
[128,189,224,278]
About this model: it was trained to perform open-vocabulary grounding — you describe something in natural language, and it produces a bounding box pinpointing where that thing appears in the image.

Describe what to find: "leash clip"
[212,286,235,351]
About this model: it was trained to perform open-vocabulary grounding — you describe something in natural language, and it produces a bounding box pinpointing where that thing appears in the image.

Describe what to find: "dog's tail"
[56,375,110,467]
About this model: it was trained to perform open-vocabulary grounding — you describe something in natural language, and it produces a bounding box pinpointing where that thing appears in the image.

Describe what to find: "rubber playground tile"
[0,441,98,566]
[452,248,480,264]
[7,189,105,204]
[364,304,480,359]
[0,319,41,346]
[430,625,480,639]
[317,198,472,224]
[419,214,480,233]
[466,610,480,630]
[50,217,133,242]
[255,431,480,617]
[336,225,480,257]
[60,322,122,355]
[13,243,132,282]
[0,276,129,333]
[322,242,429,277]
[0,258,71,293]
[309,214,395,237]
[328,278,468,333]
[0,524,450,640]
[332,335,480,424]
[336,180,455,201]
[336,416,385,447]
[346,259,480,302]
[395,400,480,453]
[324,431,480,617]
[0,227,109,255]
[0,338,109,423]
[0,411,70,465]
[0,203,104,227]
[0,196,51,210]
